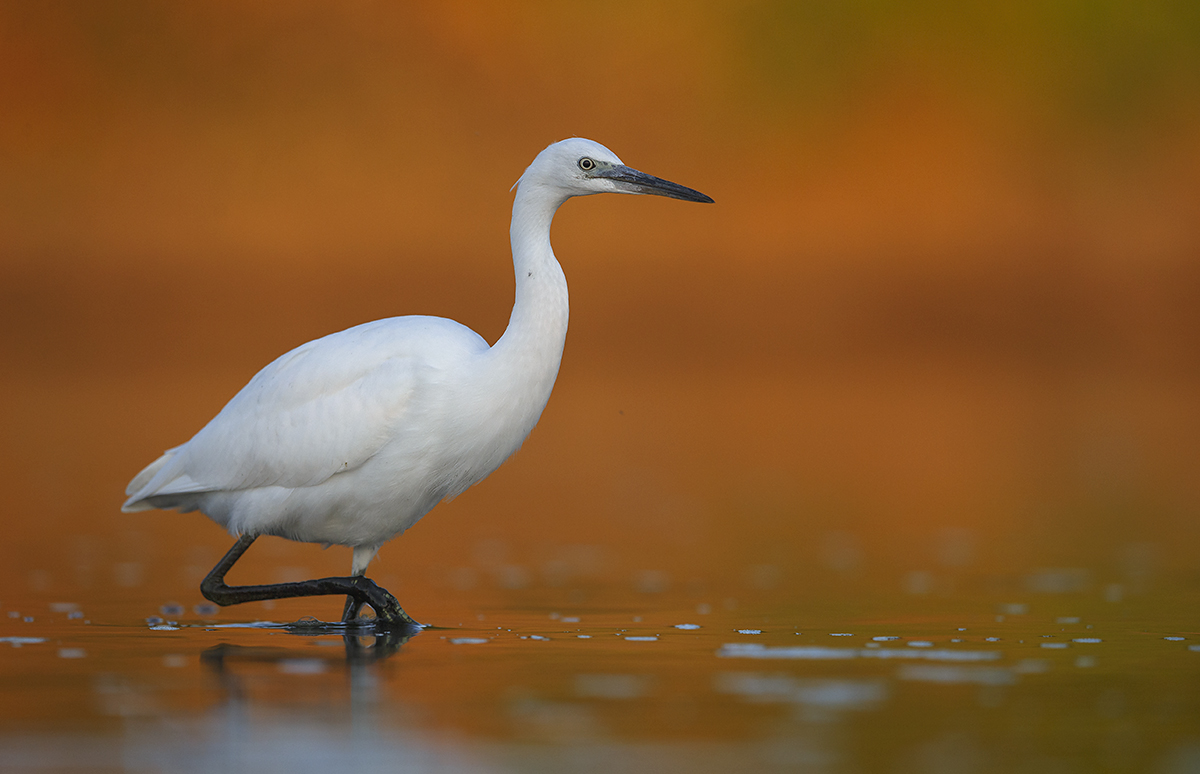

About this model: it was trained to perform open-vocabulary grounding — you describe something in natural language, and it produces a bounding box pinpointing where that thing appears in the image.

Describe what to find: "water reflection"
[3,590,1200,773]
[200,620,421,670]
[713,672,888,711]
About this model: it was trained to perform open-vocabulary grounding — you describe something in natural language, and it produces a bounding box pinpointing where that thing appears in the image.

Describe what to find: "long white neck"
[487,183,571,414]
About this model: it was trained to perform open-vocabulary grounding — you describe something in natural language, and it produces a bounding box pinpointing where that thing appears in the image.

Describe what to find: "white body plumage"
[123,137,710,577]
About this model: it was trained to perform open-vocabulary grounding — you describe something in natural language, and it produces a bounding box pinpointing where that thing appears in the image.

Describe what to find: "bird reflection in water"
[200,619,419,677]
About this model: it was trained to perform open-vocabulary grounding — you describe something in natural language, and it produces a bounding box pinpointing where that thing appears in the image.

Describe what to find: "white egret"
[122,138,713,627]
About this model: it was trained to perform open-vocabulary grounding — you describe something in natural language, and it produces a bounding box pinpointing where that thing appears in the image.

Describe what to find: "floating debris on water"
[449,637,489,645]
[674,624,701,630]
[625,636,658,642]
[737,629,762,635]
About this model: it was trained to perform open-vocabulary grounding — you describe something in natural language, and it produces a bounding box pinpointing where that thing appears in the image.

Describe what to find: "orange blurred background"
[2,2,1199,614]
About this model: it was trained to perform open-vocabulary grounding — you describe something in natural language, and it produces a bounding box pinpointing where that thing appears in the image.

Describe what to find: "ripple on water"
[1,637,46,647]
[713,672,888,709]
[277,658,326,675]
[717,643,1002,662]
[574,674,648,700]
[897,664,1016,686]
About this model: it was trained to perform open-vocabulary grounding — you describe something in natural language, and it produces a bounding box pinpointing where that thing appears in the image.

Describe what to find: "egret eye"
[578,157,595,171]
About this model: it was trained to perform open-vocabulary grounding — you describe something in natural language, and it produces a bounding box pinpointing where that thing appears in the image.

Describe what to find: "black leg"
[342,594,366,622]
[200,534,421,628]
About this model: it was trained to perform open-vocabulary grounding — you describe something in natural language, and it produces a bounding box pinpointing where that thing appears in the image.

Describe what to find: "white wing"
[123,316,488,509]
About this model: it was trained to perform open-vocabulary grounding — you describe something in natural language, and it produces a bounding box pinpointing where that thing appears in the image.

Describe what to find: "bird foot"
[340,578,422,629]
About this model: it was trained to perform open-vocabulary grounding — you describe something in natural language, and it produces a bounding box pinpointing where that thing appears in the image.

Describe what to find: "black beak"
[598,165,714,203]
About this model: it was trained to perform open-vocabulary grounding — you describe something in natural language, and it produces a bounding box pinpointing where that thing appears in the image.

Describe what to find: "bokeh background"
[3,1,1200,618]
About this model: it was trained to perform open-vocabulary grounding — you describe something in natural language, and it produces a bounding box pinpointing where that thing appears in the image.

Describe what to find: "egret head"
[516,138,713,204]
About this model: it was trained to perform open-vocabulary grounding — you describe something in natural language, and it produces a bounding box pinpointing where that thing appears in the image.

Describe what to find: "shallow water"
[4,357,1200,772]
[4,577,1200,773]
